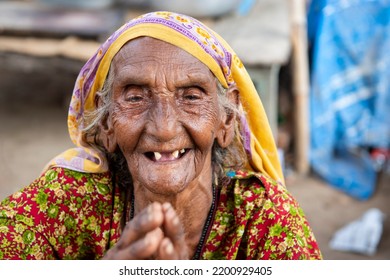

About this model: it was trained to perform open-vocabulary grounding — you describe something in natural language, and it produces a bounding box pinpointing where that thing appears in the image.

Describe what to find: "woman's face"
[106,37,225,195]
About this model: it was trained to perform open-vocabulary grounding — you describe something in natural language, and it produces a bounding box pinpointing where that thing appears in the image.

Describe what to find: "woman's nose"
[146,98,181,141]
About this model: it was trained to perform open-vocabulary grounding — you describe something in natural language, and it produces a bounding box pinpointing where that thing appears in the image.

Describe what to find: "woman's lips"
[145,148,188,162]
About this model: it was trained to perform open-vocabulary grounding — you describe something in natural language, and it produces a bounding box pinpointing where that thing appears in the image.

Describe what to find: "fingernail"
[162,202,171,211]
[165,241,174,254]
[172,215,179,226]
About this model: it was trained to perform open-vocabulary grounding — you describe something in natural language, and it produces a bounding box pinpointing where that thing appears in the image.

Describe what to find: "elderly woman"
[0,12,322,260]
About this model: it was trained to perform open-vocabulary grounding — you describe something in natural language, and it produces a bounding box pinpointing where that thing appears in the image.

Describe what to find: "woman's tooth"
[172,150,179,159]
[154,152,162,161]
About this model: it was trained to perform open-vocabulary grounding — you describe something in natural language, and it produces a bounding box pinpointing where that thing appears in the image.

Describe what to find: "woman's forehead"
[112,37,215,82]
[114,37,199,64]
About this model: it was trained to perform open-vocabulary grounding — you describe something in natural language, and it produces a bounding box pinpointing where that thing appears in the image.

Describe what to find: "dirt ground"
[0,56,389,260]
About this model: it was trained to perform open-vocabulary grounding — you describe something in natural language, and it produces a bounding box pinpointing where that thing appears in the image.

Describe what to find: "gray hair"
[82,68,248,185]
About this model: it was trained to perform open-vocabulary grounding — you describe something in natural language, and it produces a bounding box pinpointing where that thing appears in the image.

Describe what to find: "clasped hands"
[103,202,189,260]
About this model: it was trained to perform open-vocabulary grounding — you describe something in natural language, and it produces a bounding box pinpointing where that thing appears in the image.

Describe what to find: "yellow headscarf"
[47,11,284,185]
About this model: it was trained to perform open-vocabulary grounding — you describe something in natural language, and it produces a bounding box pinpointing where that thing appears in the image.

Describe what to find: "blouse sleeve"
[201,170,322,260]
[0,207,57,260]
[0,167,118,260]
[246,175,323,260]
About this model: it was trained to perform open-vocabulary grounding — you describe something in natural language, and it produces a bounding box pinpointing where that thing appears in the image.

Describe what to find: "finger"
[156,237,176,260]
[161,203,189,259]
[104,227,164,260]
[162,203,184,243]
[117,202,164,249]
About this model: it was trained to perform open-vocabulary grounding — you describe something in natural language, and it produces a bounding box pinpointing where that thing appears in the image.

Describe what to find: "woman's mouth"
[144,148,189,162]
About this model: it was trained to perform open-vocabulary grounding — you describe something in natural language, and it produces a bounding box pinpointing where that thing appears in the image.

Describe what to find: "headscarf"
[47,11,285,185]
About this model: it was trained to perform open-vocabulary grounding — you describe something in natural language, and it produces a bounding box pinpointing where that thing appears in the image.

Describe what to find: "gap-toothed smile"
[144,148,188,162]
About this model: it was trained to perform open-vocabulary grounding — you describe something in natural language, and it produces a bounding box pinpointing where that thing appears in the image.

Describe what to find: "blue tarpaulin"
[308,0,390,200]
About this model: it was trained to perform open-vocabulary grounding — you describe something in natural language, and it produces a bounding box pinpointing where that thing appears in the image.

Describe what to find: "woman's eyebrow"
[115,70,214,88]
[115,70,151,85]
[175,73,215,87]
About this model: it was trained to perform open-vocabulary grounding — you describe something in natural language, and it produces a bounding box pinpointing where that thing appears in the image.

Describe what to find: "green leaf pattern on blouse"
[0,167,322,260]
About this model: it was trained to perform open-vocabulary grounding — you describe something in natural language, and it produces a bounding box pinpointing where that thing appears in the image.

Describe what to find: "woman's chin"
[137,172,193,196]
[129,150,201,196]
[148,181,187,196]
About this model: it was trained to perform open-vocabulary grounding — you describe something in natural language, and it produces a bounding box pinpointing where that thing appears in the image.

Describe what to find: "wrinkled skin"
[101,37,237,259]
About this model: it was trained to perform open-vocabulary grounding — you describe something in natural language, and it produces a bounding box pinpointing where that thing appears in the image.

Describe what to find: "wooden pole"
[290,0,310,175]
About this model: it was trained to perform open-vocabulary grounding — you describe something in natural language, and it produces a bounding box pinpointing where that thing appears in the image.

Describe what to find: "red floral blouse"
[0,167,322,260]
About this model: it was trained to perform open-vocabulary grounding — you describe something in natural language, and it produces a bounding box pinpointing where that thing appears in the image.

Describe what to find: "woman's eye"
[124,86,144,102]
[183,87,203,101]
[125,95,143,102]
[184,94,200,100]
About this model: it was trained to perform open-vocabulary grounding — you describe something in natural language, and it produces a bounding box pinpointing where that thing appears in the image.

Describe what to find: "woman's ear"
[216,85,239,148]
[99,112,118,153]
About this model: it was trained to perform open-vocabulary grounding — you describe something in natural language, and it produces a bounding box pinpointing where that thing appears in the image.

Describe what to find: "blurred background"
[0,0,389,259]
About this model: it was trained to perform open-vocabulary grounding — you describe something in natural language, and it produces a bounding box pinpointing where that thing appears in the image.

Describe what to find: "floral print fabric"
[0,168,123,259]
[0,168,322,260]
[203,170,322,259]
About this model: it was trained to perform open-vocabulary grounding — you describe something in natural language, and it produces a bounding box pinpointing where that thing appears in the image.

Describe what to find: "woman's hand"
[102,202,189,260]
[156,202,189,260]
